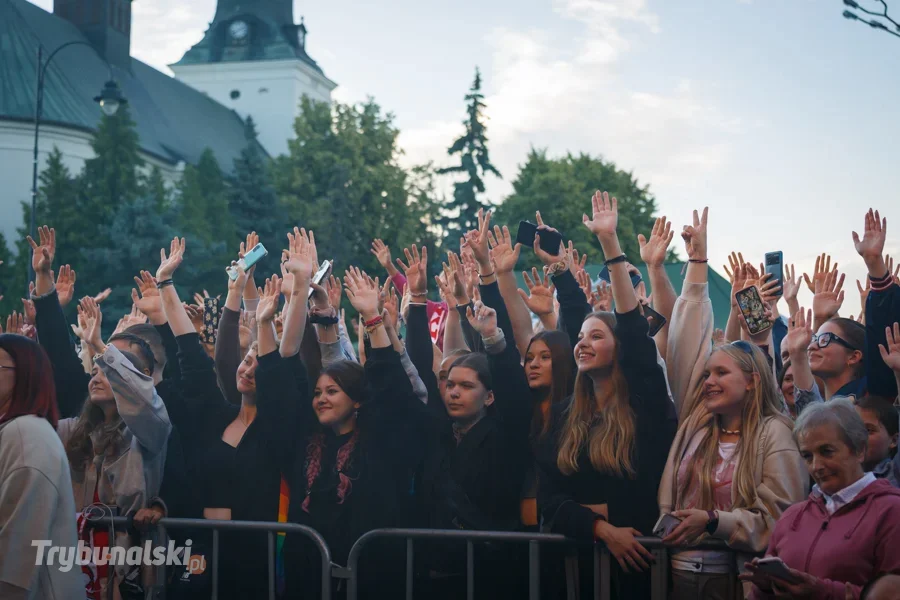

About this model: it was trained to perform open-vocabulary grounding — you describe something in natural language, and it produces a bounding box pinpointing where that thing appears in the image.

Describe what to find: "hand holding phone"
[199,298,220,345]
[755,557,802,584]
[652,513,682,538]
[764,252,784,298]
[734,285,772,335]
[516,221,564,256]
[227,243,268,281]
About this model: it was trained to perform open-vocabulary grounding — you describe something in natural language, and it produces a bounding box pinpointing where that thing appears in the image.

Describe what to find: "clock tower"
[170,0,336,156]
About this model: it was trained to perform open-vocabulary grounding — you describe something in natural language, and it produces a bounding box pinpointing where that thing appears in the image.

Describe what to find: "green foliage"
[437,68,501,239]
[143,166,171,213]
[494,149,673,269]
[229,117,280,269]
[274,97,440,278]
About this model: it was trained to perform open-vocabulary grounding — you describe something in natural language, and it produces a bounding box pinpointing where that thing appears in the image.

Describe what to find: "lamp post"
[29,42,126,287]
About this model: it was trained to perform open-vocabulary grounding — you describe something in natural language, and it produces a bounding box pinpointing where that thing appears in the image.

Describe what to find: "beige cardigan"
[659,281,808,554]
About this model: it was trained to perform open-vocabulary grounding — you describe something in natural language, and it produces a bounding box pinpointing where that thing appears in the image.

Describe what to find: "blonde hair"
[678,343,792,510]
[556,312,636,477]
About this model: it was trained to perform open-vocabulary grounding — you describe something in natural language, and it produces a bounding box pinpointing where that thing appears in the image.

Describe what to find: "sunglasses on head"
[810,332,857,351]
[730,340,755,354]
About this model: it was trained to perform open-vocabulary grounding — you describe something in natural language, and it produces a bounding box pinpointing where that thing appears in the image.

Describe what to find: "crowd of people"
[1,195,899,600]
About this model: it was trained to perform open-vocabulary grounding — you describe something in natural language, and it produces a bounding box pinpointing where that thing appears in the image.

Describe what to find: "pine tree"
[229,117,279,266]
[437,68,501,239]
[143,166,171,213]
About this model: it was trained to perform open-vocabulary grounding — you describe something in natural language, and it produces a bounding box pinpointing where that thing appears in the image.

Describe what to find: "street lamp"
[28,42,127,287]
[842,0,900,39]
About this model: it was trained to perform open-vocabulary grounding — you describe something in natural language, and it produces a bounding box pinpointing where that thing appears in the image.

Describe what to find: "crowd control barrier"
[86,518,738,600]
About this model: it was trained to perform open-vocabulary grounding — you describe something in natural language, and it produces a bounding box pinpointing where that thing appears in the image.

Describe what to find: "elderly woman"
[742,399,900,599]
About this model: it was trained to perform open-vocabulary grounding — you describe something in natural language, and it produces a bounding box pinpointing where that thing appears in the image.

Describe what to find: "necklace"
[720,428,741,436]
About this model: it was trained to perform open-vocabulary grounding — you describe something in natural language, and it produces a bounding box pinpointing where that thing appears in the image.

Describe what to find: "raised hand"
[157,237,186,281]
[131,271,163,322]
[93,288,112,304]
[813,268,845,324]
[785,308,814,357]
[858,278,871,313]
[886,254,900,284]
[80,297,105,354]
[326,274,343,312]
[71,306,88,342]
[5,311,26,336]
[240,231,260,259]
[566,241,588,276]
[487,225,522,274]
[396,244,428,296]
[638,216,675,267]
[729,262,748,308]
[852,208,887,265]
[21,298,36,325]
[465,297,499,338]
[756,273,782,305]
[344,266,381,320]
[256,276,282,323]
[383,285,400,331]
[464,209,493,270]
[712,328,725,345]
[583,190,618,239]
[783,263,801,303]
[533,211,567,267]
[370,239,394,270]
[447,252,470,304]
[723,251,745,285]
[55,265,76,308]
[575,269,593,303]
[26,225,55,275]
[517,267,555,317]
[113,304,148,336]
[593,280,613,312]
[183,303,203,333]
[803,253,836,294]
[680,207,709,261]
[878,322,900,374]
[284,227,315,280]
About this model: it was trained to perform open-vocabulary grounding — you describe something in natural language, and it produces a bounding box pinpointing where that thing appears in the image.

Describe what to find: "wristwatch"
[705,510,719,535]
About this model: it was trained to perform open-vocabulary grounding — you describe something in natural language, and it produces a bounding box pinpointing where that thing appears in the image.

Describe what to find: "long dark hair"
[303,360,367,512]
[0,334,59,428]
[526,330,574,439]
[828,318,866,379]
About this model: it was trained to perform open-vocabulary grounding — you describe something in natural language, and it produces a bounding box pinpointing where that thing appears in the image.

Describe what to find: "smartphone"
[735,285,772,335]
[308,260,333,299]
[516,221,564,255]
[652,513,682,538]
[199,298,220,345]
[643,304,667,337]
[756,557,801,584]
[597,266,643,288]
[226,243,268,280]
[765,251,784,298]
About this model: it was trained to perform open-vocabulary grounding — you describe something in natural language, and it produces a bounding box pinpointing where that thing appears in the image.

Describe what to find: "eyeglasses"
[810,332,857,351]
[0,365,15,371]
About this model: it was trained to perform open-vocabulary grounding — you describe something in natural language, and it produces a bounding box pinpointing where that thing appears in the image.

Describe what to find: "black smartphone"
[516,220,564,255]
[598,266,643,288]
[643,304,667,337]
[765,251,784,298]
[199,298,220,345]
[734,286,772,335]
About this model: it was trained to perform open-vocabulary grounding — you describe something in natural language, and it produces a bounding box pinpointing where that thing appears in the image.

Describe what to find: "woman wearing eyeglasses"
[659,213,808,600]
[786,309,867,415]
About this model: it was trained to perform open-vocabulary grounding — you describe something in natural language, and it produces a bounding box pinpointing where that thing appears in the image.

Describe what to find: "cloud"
[400,0,743,203]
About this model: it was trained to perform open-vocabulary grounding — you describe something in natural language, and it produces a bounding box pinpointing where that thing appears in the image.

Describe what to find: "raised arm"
[434,253,472,356]
[784,308,823,414]
[854,209,900,399]
[216,258,255,405]
[583,191,639,314]
[82,299,172,455]
[489,224,533,357]
[638,216,677,360]
[279,228,315,357]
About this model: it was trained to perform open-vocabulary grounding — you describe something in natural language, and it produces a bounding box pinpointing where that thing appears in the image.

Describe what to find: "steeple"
[173,0,322,73]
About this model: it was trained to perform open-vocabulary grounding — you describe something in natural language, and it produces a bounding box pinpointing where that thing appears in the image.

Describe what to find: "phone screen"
[757,558,801,584]
[735,286,772,335]
[516,221,564,255]
[643,304,667,337]
[765,251,784,298]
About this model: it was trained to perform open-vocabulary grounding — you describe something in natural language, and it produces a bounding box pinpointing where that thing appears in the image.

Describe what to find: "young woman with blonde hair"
[659,210,807,600]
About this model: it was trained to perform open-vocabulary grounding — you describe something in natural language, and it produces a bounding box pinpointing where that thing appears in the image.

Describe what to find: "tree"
[229,117,280,266]
[80,103,144,226]
[437,68,501,239]
[143,166,171,213]
[275,98,440,277]
[494,149,672,269]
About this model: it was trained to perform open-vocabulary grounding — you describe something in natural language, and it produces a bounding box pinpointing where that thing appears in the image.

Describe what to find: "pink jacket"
[751,478,900,599]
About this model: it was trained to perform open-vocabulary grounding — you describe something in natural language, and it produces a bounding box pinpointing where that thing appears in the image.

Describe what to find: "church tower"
[170,0,336,156]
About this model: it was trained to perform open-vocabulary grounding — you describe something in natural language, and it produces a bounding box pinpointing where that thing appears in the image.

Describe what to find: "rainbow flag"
[276,476,290,596]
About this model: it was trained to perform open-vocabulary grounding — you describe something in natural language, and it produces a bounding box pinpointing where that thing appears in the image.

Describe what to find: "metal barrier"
[343,529,738,600]
[86,519,738,600]
[84,516,332,600]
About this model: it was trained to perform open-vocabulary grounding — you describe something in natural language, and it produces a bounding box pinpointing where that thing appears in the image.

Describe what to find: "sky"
[28,0,900,313]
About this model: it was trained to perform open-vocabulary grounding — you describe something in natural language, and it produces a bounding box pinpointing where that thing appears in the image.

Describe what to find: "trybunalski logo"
[32,540,195,571]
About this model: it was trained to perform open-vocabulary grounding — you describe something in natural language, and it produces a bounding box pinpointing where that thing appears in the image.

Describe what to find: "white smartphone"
[308,260,333,299]
[652,513,682,538]
[756,557,801,584]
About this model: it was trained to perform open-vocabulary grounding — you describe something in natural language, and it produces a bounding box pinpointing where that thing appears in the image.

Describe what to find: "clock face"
[229,20,248,41]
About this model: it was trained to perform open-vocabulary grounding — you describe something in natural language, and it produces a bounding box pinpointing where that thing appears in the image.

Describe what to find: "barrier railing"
[85,516,332,600]
[87,518,738,600]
